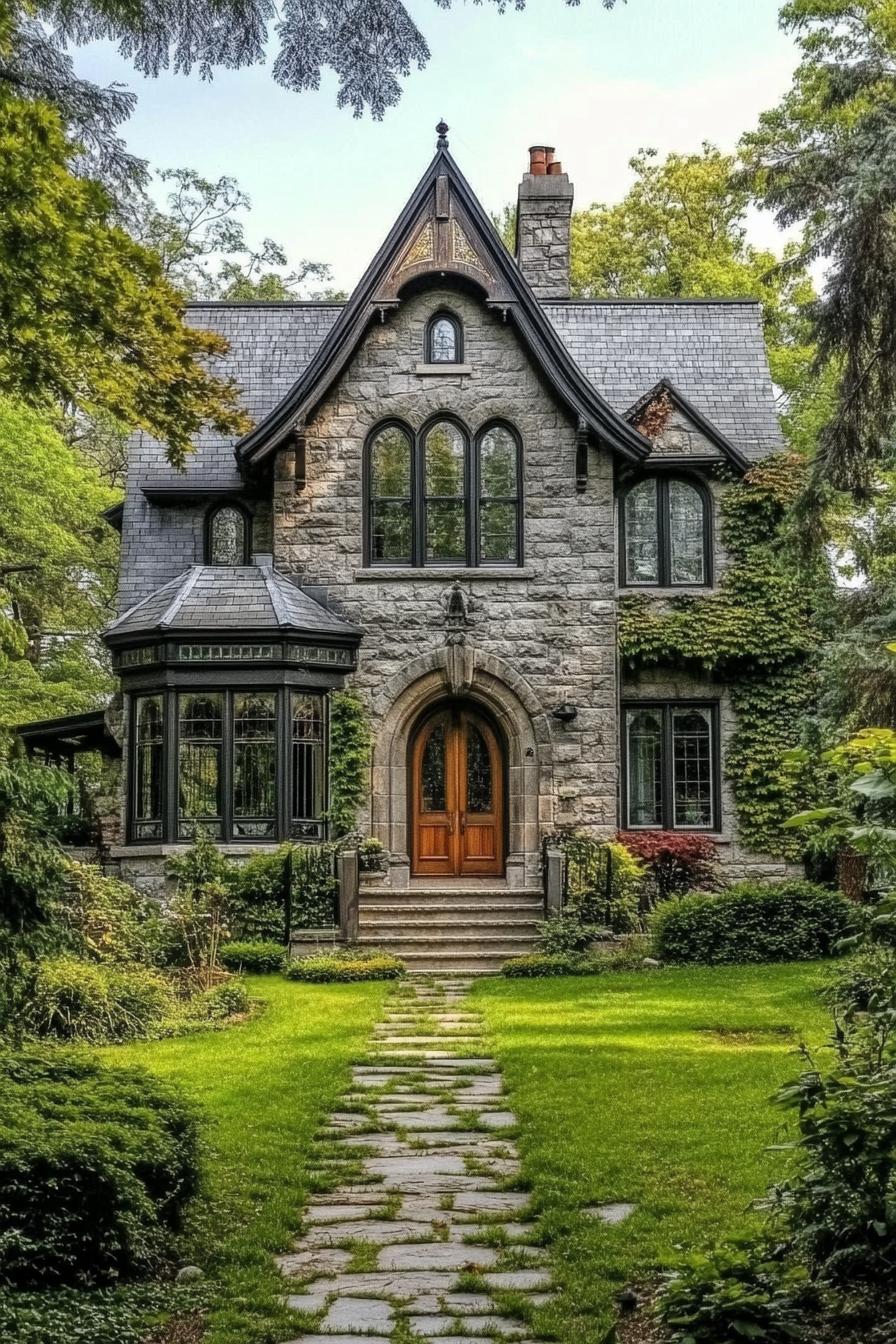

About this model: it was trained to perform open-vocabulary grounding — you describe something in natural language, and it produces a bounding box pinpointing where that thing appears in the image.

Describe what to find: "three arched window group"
[366,419,522,568]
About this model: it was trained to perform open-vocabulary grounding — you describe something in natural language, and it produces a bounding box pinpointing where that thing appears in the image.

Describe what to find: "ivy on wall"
[327,689,373,840]
[618,453,822,858]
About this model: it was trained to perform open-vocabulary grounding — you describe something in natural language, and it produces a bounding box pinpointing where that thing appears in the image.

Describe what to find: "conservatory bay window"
[178,693,224,839]
[623,702,718,831]
[130,687,328,844]
[133,694,164,840]
[232,693,277,839]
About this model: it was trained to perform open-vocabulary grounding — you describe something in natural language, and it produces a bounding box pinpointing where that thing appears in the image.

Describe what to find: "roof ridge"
[158,566,203,629]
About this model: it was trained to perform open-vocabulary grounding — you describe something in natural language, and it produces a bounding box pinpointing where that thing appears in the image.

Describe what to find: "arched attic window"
[426,311,463,364]
[620,476,711,587]
[206,504,250,566]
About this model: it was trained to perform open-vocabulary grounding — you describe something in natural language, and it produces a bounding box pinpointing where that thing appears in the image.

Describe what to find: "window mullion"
[662,704,674,829]
[222,691,233,843]
[658,478,670,587]
[165,690,178,845]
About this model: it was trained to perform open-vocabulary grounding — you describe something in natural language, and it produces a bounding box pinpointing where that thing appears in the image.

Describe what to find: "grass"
[472,960,836,1344]
[109,974,390,1344]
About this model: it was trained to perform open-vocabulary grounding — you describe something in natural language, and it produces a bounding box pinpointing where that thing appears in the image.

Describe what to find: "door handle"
[460,813,466,834]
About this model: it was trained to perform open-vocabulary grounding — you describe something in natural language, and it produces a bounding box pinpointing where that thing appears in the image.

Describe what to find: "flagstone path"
[278,977,553,1344]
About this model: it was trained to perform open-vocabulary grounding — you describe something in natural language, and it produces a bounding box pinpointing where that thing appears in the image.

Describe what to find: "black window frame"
[425,310,463,364]
[618,473,712,588]
[364,415,523,568]
[620,699,721,832]
[128,687,329,844]
[205,501,252,566]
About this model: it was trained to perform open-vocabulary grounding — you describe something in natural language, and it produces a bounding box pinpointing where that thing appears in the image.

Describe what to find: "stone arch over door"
[369,648,553,888]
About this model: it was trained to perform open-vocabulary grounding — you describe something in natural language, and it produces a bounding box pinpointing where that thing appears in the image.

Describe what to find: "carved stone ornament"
[451,219,486,273]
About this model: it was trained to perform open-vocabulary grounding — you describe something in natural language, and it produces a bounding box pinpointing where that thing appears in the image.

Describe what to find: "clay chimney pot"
[547,160,563,176]
[528,145,553,175]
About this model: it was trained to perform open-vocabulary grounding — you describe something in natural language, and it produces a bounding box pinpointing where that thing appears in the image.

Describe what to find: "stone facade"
[274,287,617,886]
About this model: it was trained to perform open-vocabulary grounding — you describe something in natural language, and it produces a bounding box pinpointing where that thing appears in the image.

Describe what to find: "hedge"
[651,880,858,965]
[0,1049,200,1287]
[219,941,285,973]
[284,949,404,982]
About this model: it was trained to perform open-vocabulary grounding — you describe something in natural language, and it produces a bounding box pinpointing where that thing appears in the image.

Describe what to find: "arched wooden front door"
[410,706,504,878]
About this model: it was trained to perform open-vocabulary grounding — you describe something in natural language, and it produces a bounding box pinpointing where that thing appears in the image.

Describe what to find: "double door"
[410,706,504,877]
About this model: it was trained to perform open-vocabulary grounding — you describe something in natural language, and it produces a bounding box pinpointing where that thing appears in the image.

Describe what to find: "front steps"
[358,882,544,974]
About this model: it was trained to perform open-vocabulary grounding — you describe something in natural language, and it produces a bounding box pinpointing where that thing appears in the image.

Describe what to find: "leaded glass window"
[292,693,325,837]
[425,421,467,563]
[365,417,524,567]
[207,506,248,566]
[624,480,660,584]
[478,424,520,564]
[178,692,223,838]
[672,708,714,828]
[370,425,413,563]
[427,313,461,363]
[626,708,663,827]
[669,481,706,584]
[232,693,276,838]
[421,722,447,812]
[466,724,493,813]
[623,702,718,830]
[621,476,710,587]
[134,695,164,840]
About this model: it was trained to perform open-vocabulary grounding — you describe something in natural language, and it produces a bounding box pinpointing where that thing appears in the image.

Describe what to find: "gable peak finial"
[436,119,449,149]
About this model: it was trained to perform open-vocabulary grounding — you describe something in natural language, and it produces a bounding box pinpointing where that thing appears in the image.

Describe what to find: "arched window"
[426,312,462,364]
[620,476,710,587]
[364,417,522,568]
[206,504,249,566]
[369,423,413,564]
[477,423,521,564]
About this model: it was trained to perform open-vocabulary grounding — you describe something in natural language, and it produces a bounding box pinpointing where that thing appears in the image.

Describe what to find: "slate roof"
[128,295,780,488]
[104,565,361,642]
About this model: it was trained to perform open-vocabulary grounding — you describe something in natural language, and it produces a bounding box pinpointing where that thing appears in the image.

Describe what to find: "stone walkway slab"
[276,978,554,1344]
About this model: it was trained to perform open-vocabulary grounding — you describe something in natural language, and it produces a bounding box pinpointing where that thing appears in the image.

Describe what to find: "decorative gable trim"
[625,378,751,473]
[236,142,651,469]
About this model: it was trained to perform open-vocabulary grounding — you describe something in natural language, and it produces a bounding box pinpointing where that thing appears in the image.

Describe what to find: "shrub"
[537,913,604,955]
[651,880,857,965]
[502,951,595,978]
[285,948,404,982]
[550,832,645,932]
[0,1048,200,1287]
[232,842,339,937]
[656,1244,814,1344]
[189,979,251,1021]
[26,956,175,1042]
[58,862,166,966]
[219,940,285,973]
[617,830,719,904]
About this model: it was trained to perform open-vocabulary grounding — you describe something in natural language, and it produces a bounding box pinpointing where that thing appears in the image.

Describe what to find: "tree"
[0,397,120,728]
[743,0,896,498]
[131,167,340,300]
[0,1,625,196]
[0,92,248,469]
[569,145,817,428]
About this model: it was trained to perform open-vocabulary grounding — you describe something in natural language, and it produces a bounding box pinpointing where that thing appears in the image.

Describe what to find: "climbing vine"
[327,689,373,840]
[618,453,824,857]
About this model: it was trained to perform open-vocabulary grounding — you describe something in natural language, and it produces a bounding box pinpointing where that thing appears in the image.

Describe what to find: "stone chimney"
[515,145,573,299]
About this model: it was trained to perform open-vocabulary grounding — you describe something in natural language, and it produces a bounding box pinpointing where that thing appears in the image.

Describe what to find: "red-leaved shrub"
[616,831,718,905]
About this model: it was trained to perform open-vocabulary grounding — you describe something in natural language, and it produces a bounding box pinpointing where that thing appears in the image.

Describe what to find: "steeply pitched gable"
[236,136,651,469]
[626,378,751,472]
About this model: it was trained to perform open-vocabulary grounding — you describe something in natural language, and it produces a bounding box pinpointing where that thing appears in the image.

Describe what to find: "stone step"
[396,953,519,973]
[359,900,543,915]
[359,887,543,906]
[359,932,537,950]
[360,916,541,932]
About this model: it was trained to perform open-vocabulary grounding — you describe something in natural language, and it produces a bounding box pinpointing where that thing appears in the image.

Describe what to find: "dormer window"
[206,504,250,566]
[619,476,711,587]
[426,312,462,364]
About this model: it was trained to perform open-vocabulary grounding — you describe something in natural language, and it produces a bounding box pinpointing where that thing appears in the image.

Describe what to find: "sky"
[75,0,800,293]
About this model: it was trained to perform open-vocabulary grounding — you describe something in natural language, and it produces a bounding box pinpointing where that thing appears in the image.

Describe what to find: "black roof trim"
[545,297,763,307]
[102,501,124,532]
[186,300,346,310]
[236,148,651,468]
[625,378,751,474]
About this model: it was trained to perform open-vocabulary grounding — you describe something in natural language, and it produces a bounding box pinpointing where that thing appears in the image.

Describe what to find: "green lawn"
[472,961,836,1344]
[110,975,389,1344]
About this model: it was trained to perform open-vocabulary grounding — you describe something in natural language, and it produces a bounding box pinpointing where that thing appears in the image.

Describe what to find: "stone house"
[21,131,789,971]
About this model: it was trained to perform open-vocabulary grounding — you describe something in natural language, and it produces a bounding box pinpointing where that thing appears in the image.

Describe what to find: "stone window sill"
[354,567,534,581]
[414,363,472,376]
[617,586,716,597]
